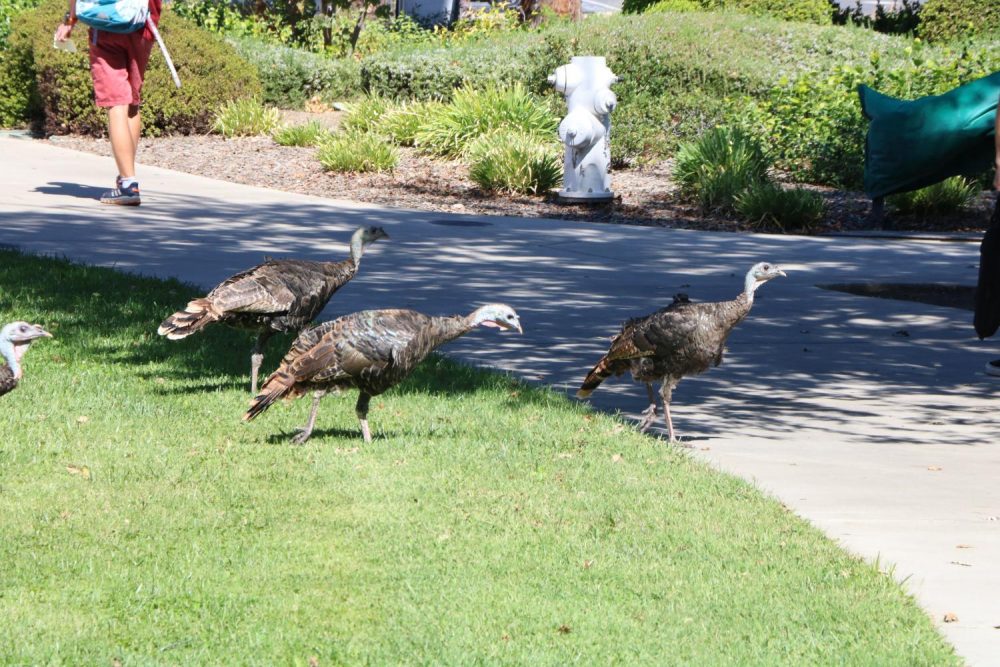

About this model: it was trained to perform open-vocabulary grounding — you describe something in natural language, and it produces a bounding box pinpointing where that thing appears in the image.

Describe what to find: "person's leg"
[107,104,137,179]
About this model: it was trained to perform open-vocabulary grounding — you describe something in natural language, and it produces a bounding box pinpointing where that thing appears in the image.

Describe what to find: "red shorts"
[87,29,154,108]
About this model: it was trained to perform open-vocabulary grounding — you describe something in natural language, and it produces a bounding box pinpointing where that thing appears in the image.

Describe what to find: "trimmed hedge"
[357,11,1000,182]
[622,0,831,24]
[229,37,361,108]
[918,0,1000,43]
[1,0,260,136]
[360,34,570,102]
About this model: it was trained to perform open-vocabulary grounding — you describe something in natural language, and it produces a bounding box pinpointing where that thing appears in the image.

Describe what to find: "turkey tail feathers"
[577,358,613,398]
[157,298,220,339]
[244,372,295,422]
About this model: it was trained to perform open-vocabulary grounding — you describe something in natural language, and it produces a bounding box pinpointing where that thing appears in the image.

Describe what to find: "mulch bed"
[45,110,995,235]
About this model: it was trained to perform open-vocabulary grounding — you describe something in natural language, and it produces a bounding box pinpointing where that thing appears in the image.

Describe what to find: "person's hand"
[54,22,73,41]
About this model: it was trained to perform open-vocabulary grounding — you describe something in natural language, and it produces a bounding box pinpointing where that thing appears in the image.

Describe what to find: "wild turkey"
[0,321,52,397]
[576,262,786,442]
[158,226,389,393]
[244,304,523,444]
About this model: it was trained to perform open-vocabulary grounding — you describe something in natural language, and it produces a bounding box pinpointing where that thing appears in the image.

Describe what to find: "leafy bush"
[0,32,38,127]
[341,95,392,134]
[273,120,327,147]
[376,100,441,146]
[1,0,261,136]
[316,131,398,173]
[622,0,830,24]
[229,37,361,109]
[213,97,281,137]
[360,33,569,101]
[735,182,825,231]
[415,84,557,159]
[644,0,701,13]
[172,0,291,44]
[0,0,42,49]
[756,41,999,188]
[887,176,978,214]
[918,0,1000,43]
[673,126,769,211]
[832,0,921,35]
[467,131,562,195]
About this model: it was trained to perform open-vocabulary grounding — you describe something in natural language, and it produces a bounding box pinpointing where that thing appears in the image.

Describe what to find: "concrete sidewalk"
[2,137,998,664]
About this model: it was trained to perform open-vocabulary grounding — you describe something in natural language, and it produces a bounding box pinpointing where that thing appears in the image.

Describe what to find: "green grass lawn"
[0,249,958,665]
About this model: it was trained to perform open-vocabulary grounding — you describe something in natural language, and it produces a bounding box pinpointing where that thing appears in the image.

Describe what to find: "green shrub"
[0,0,42,49]
[918,0,1000,43]
[757,41,999,188]
[415,84,557,159]
[622,0,830,24]
[273,120,327,147]
[673,126,769,211]
[376,100,441,146]
[229,37,361,109]
[317,131,397,173]
[735,182,825,231]
[887,176,978,214]
[644,0,701,13]
[341,95,392,134]
[213,97,281,137]
[0,34,38,128]
[467,131,562,195]
[359,33,569,101]
[2,0,261,136]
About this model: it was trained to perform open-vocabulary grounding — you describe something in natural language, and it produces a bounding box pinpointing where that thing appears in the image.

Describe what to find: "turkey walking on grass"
[244,304,523,444]
[158,226,389,393]
[0,322,52,397]
[576,262,786,442]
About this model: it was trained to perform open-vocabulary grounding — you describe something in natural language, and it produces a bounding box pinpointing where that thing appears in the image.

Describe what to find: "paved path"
[2,137,998,664]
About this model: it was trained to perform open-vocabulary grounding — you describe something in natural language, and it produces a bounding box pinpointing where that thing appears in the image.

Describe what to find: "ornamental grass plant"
[673,126,770,212]
[887,176,979,215]
[317,130,398,173]
[212,97,281,138]
[467,131,562,195]
[272,120,328,147]
[735,182,826,232]
[415,84,557,159]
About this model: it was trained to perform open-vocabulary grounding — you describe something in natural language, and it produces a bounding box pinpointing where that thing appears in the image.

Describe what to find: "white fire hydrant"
[548,56,618,203]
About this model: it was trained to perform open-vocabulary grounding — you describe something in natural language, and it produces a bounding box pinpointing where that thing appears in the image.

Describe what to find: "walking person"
[977,92,1000,376]
[53,0,162,206]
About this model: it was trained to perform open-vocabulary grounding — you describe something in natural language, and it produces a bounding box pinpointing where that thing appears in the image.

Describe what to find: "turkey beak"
[498,318,522,334]
[15,324,52,342]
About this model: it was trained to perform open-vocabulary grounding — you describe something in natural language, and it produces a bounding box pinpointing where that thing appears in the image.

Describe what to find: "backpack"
[74,0,181,88]
[75,0,149,33]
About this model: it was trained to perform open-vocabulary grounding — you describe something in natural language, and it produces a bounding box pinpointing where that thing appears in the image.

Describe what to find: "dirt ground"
[44,109,995,235]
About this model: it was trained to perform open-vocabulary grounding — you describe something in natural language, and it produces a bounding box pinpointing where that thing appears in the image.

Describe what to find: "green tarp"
[860,71,999,199]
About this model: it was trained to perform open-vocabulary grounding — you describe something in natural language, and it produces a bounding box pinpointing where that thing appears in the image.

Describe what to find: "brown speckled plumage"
[577,263,785,441]
[244,304,522,444]
[157,226,388,392]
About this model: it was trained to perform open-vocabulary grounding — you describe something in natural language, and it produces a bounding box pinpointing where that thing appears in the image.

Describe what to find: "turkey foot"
[637,403,659,432]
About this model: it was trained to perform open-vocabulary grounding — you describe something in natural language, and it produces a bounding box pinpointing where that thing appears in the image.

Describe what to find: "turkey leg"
[292,391,324,445]
[637,383,659,432]
[660,383,676,442]
[250,330,273,395]
[356,392,373,443]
